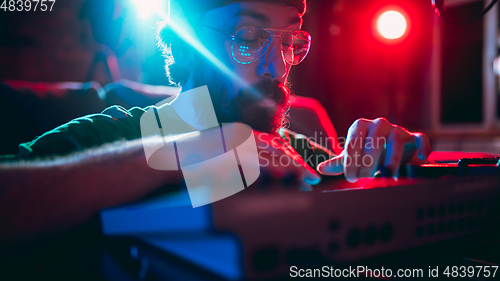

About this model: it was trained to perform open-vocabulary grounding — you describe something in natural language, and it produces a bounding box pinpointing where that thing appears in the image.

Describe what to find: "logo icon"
[140,86,260,207]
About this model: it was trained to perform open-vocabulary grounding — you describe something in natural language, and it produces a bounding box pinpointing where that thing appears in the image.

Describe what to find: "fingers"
[384,126,409,177]
[317,150,344,176]
[282,148,322,184]
[358,118,393,178]
[415,133,432,160]
[257,120,430,185]
[343,119,370,182]
[258,150,321,185]
[301,169,322,185]
[274,133,322,184]
[317,117,429,183]
[256,132,321,185]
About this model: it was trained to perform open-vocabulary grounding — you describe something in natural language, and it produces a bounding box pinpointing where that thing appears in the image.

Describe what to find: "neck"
[170,76,220,130]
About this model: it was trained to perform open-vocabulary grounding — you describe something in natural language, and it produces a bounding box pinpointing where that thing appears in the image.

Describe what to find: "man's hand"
[254,131,321,185]
[317,118,431,182]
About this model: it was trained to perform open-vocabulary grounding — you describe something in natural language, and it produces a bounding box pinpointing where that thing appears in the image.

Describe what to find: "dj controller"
[100,157,500,280]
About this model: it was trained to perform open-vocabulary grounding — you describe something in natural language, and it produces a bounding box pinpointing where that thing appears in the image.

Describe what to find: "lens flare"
[132,0,163,19]
[377,11,407,40]
[154,3,251,93]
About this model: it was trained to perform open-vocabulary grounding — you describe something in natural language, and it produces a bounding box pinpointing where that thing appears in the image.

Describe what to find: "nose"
[257,36,289,82]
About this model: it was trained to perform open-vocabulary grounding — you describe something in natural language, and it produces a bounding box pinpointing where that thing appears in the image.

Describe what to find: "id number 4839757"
[442,266,498,278]
[1,0,56,12]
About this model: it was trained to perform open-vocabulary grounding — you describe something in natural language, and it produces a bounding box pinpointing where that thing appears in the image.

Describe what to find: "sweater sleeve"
[16,106,147,159]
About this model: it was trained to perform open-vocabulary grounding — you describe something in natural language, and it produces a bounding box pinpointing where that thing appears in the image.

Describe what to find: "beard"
[230,79,292,133]
[192,56,292,134]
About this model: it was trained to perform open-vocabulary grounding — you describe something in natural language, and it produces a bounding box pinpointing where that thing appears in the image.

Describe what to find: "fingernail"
[317,161,343,175]
[345,176,358,183]
[317,162,325,172]
[304,177,321,185]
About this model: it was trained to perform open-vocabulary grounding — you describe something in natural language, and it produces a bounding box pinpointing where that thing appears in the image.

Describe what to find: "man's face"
[191,2,303,133]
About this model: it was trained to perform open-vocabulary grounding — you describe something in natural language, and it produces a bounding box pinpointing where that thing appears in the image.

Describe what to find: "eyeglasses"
[203,25,312,65]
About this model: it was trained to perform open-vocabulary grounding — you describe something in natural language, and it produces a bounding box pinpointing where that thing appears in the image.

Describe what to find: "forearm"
[0,138,182,248]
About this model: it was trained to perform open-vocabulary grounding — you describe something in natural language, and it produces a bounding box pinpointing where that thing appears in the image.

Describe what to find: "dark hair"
[155,21,192,86]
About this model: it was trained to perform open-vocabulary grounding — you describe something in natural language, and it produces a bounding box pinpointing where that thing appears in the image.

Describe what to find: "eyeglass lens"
[230,26,311,65]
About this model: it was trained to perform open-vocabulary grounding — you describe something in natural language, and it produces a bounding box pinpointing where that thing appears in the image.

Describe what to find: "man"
[0,0,430,249]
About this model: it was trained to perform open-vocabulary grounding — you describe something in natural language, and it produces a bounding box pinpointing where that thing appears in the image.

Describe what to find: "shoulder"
[101,105,148,120]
